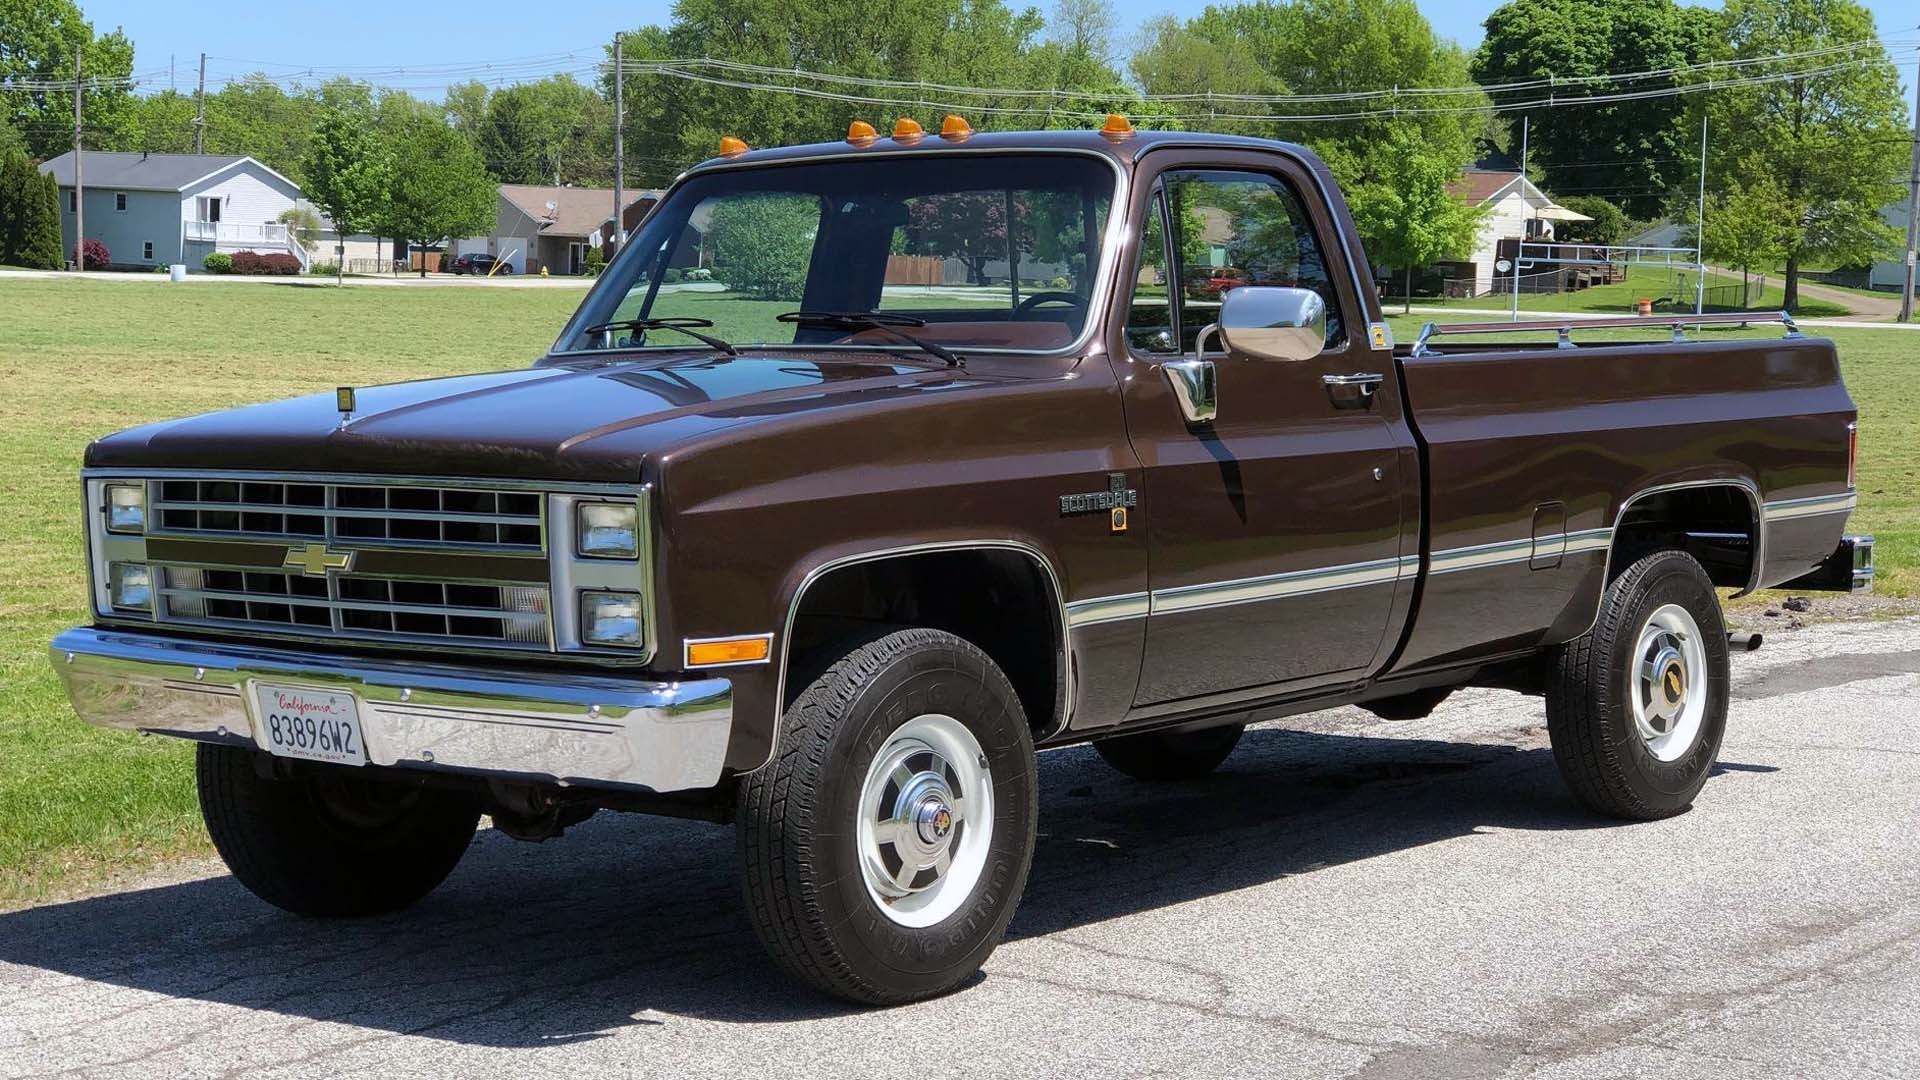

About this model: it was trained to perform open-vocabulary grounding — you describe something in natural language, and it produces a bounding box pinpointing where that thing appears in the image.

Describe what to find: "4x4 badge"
[1060,473,1137,532]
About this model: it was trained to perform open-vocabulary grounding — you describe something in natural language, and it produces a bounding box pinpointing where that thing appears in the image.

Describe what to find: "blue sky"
[82,0,1917,98]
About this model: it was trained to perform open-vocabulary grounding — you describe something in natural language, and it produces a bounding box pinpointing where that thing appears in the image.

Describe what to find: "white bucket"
[169,264,187,282]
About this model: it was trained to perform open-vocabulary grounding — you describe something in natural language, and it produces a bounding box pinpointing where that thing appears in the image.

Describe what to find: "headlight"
[105,482,146,533]
[110,562,153,611]
[576,502,638,559]
[580,590,643,646]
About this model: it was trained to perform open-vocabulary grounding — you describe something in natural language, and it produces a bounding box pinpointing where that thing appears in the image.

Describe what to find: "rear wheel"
[1094,724,1244,781]
[1546,550,1729,820]
[737,628,1037,1005]
[197,745,481,917]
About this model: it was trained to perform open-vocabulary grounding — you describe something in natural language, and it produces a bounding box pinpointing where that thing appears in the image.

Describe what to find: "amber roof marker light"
[847,120,878,147]
[939,114,974,141]
[1099,113,1136,141]
[892,118,925,144]
[718,135,750,158]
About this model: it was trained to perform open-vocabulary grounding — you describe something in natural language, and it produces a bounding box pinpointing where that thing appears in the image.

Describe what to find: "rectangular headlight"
[576,502,639,559]
[105,482,146,533]
[110,562,153,611]
[580,590,643,646]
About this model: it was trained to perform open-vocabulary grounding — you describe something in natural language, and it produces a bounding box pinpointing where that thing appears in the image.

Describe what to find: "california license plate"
[251,684,368,766]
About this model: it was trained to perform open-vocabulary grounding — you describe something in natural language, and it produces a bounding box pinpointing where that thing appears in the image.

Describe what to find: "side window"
[1163,170,1344,352]
[1124,190,1177,354]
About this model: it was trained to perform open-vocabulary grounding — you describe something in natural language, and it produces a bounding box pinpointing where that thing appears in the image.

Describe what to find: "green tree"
[0,116,24,160]
[1553,195,1629,245]
[1704,0,1907,309]
[1346,131,1485,312]
[707,193,822,299]
[277,205,322,250]
[375,116,497,278]
[303,105,392,285]
[1702,175,1796,305]
[0,0,136,158]
[467,76,612,185]
[1473,0,1717,219]
[0,156,65,269]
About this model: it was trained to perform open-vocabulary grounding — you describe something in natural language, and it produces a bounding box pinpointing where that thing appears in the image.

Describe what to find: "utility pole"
[1511,115,1527,321]
[194,53,207,154]
[1695,110,1708,316]
[612,32,625,254]
[1901,63,1918,323]
[74,45,85,272]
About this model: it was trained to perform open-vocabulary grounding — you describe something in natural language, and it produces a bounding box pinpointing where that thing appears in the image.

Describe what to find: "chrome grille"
[157,566,550,648]
[151,479,543,551]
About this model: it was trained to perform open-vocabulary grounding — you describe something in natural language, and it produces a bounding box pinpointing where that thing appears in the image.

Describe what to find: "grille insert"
[159,566,550,648]
[152,479,542,551]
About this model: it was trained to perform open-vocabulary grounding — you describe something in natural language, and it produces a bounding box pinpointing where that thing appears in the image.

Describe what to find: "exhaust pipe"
[1728,631,1763,653]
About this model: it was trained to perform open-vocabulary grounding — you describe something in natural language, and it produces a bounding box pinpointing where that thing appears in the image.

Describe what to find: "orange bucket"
[1636,297,1653,316]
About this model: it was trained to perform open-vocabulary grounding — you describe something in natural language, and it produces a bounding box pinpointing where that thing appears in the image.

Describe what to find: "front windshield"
[558,153,1116,355]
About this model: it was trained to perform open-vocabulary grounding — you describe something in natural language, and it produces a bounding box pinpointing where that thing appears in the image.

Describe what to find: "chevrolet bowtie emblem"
[283,542,354,577]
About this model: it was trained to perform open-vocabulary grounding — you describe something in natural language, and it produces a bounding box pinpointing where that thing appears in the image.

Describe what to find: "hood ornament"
[336,386,356,429]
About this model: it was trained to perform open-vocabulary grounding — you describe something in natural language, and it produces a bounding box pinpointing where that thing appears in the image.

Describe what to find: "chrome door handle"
[1323,372,1383,409]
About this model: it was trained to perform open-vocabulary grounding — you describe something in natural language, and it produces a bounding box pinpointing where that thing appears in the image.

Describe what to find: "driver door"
[1113,153,1416,708]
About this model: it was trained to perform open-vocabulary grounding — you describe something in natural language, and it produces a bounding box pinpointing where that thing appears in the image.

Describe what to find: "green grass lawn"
[1398,267,1854,319]
[0,278,1909,905]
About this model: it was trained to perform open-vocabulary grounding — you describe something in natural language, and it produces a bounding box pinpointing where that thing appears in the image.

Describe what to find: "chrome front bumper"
[48,628,733,793]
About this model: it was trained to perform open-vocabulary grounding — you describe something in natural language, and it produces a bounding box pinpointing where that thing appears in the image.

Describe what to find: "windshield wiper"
[776,310,963,368]
[580,316,739,356]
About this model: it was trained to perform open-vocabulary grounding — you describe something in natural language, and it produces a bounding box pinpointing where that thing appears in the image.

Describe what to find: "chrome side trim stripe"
[1066,592,1151,628]
[1762,493,1857,521]
[1150,554,1416,615]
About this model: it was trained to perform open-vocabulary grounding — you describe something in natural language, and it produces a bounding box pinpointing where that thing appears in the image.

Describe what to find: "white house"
[1449,169,1590,296]
[38,151,308,271]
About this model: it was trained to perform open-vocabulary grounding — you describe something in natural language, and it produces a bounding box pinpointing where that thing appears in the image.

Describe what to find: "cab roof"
[683,128,1323,176]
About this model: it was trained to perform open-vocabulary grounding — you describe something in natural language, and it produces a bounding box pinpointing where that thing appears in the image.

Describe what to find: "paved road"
[3,618,1918,1079]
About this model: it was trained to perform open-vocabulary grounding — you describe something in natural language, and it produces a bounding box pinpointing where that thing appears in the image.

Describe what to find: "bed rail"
[1409,311,1801,358]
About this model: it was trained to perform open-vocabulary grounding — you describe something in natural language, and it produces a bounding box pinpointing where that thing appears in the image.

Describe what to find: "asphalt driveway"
[2,617,1917,1079]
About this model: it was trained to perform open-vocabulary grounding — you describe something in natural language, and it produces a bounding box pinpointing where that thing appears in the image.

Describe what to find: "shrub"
[203,252,234,274]
[80,237,110,270]
[308,260,340,277]
[583,247,606,276]
[230,250,302,275]
[661,267,683,284]
[706,193,820,300]
[1050,275,1071,290]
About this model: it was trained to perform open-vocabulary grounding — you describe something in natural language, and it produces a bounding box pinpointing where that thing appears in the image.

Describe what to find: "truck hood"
[86,354,965,483]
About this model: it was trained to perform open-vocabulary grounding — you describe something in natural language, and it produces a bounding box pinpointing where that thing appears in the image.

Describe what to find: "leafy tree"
[277,205,322,249]
[1126,15,1280,137]
[17,168,64,268]
[1702,175,1796,304]
[462,76,612,186]
[1473,0,1717,219]
[303,105,392,284]
[1048,0,1119,63]
[375,116,497,278]
[707,193,822,299]
[905,191,1035,284]
[1553,195,1629,245]
[0,0,136,158]
[1704,0,1907,309]
[1346,131,1485,312]
[0,116,24,160]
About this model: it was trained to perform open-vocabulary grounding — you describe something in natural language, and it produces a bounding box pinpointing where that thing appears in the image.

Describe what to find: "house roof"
[499,184,651,239]
[1449,169,1534,204]
[38,151,296,193]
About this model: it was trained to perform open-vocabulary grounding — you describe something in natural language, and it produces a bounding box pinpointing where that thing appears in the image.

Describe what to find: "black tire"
[737,628,1038,1006]
[1546,549,1729,820]
[197,745,481,917]
[1093,724,1245,781]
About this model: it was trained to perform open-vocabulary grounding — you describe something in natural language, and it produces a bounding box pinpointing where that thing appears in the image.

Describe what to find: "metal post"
[612,33,624,254]
[73,45,84,272]
[1512,116,1527,321]
[1695,110,1708,316]
[1900,62,1918,323]
[194,53,206,154]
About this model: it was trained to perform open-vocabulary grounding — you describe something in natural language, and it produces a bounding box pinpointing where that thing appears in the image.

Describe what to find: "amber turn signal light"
[718,135,750,158]
[1100,113,1135,141]
[684,635,773,668]
[939,114,973,141]
[893,117,925,143]
[847,120,878,147]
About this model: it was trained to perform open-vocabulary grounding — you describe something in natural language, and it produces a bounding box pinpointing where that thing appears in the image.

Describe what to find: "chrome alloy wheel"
[1631,603,1709,762]
[855,713,994,928]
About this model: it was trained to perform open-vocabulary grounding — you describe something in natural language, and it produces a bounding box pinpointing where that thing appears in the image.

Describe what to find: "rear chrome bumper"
[1779,534,1875,595]
[48,627,732,793]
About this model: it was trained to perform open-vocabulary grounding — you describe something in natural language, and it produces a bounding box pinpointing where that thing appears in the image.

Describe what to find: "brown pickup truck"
[52,122,1871,1005]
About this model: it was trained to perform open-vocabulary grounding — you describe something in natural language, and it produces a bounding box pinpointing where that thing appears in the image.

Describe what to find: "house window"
[195,196,221,223]
[115,192,127,212]
[67,190,76,212]
[143,241,154,261]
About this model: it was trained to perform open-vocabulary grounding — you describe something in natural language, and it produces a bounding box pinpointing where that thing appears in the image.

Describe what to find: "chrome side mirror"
[1217,286,1326,363]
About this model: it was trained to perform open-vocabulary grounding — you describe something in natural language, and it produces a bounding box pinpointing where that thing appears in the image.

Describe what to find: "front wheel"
[737,628,1037,1005]
[197,745,481,916]
[1546,549,1729,820]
